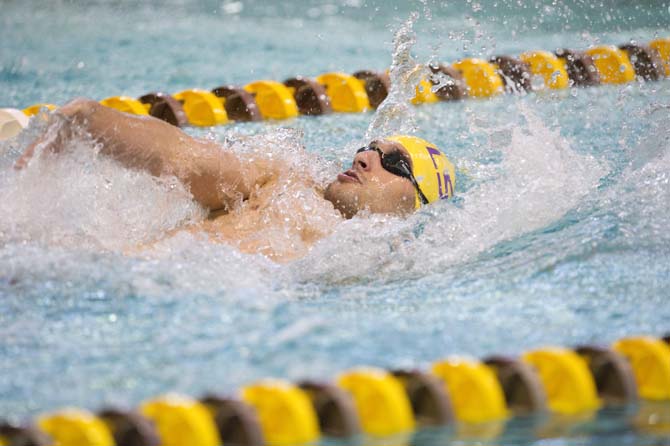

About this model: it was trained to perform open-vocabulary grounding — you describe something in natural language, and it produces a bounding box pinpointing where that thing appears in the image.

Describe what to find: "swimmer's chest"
[198,179,340,261]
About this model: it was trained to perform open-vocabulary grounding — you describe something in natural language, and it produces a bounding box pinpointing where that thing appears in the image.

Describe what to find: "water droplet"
[531,75,546,90]
[221,1,243,15]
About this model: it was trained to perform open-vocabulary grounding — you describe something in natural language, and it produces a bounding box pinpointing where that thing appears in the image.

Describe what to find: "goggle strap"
[397,160,429,205]
[358,144,430,206]
[409,175,430,205]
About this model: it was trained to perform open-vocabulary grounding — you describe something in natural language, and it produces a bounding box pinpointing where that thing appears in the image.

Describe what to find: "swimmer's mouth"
[337,169,361,184]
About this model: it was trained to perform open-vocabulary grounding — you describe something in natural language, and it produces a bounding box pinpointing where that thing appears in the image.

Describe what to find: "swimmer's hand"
[14,99,89,170]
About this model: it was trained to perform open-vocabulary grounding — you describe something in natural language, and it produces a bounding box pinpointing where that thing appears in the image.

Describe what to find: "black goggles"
[356,143,429,205]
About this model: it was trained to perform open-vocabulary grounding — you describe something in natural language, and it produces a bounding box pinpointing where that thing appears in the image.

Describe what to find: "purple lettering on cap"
[427,146,452,199]
[443,173,453,198]
[426,146,441,169]
[436,171,444,198]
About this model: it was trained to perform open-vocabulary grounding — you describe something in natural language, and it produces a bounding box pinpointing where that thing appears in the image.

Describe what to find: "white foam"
[0,122,341,295]
[290,103,608,283]
[0,124,205,252]
[602,104,670,247]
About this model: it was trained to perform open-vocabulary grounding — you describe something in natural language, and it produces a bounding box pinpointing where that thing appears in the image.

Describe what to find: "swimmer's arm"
[16,99,280,211]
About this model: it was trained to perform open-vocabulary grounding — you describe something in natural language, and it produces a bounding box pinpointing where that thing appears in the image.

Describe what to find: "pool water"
[1,1,670,445]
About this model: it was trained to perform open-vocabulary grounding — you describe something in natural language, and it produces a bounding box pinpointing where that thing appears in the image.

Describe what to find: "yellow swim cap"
[386,135,456,209]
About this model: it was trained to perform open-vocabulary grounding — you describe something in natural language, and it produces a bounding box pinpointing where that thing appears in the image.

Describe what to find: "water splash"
[365,12,427,140]
[598,103,670,249]
[0,115,345,289]
[292,102,608,284]
[193,128,342,262]
[0,118,205,252]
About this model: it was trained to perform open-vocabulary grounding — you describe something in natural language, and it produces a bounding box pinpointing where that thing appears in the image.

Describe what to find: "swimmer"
[15,99,455,260]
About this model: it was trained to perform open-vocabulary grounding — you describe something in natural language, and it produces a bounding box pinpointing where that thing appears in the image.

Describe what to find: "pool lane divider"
[1,335,670,446]
[1,38,668,142]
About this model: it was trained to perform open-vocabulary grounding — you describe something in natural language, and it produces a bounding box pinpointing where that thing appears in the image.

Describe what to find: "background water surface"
[1,1,670,445]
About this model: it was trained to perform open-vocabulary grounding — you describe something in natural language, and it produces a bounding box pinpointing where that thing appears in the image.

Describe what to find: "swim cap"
[386,135,456,209]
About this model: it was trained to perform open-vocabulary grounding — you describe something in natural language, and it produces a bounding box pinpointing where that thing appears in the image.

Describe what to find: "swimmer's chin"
[324,180,359,219]
[323,180,414,219]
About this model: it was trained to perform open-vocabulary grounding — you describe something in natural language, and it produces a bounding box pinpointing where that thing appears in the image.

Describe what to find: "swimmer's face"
[324,139,416,218]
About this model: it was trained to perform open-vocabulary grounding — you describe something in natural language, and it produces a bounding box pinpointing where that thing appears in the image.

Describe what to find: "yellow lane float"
[522,347,601,415]
[140,394,221,446]
[99,96,149,116]
[243,80,299,120]
[649,38,670,76]
[519,50,570,89]
[240,379,320,444]
[0,108,30,141]
[173,89,228,126]
[411,78,440,104]
[431,357,508,423]
[22,103,58,116]
[451,58,504,98]
[37,409,115,446]
[336,367,415,436]
[316,72,371,113]
[585,45,636,84]
[613,336,670,400]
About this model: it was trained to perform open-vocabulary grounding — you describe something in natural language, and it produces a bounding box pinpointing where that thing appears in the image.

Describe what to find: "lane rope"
[1,334,670,445]
[1,38,668,140]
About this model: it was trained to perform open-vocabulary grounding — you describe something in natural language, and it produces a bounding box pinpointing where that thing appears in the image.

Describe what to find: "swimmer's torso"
[195,173,342,262]
[15,100,436,262]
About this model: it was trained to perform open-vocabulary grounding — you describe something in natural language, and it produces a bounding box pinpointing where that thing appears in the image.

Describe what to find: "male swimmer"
[15,99,455,260]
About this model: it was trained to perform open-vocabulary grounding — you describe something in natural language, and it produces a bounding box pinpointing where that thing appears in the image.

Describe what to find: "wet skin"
[16,99,418,259]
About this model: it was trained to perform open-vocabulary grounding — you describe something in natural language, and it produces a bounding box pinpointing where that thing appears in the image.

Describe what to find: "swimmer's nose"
[353,150,374,171]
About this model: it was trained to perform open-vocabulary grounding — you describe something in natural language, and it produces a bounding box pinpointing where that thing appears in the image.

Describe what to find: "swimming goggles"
[356,143,429,205]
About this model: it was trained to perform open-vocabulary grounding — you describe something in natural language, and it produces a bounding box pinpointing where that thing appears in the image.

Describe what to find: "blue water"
[2,1,670,445]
